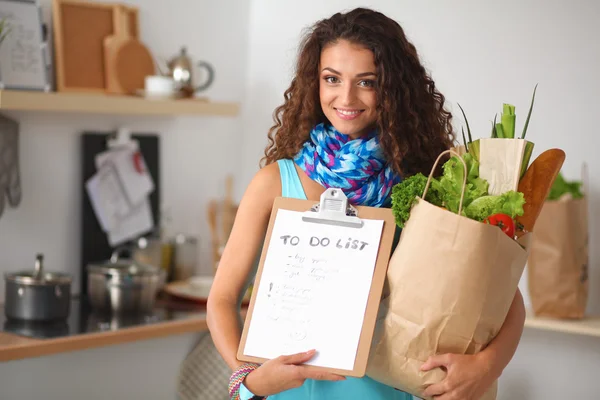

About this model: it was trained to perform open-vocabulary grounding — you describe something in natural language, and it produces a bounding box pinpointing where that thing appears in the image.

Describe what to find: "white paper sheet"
[107,197,154,246]
[479,138,526,195]
[86,148,154,245]
[243,209,384,371]
[96,144,154,207]
[85,163,130,232]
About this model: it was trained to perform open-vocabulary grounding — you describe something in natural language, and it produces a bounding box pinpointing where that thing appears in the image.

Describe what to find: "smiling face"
[319,39,378,139]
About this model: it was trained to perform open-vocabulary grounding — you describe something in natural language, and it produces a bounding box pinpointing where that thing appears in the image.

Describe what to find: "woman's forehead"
[319,40,376,74]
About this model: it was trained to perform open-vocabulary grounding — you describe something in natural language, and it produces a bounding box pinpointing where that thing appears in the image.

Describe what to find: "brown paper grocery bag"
[366,151,530,400]
[527,196,588,319]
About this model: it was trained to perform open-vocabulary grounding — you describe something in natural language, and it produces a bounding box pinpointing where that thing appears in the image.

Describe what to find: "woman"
[207,7,525,400]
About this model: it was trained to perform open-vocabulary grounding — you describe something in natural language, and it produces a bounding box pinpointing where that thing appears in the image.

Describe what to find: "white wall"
[0,0,249,399]
[240,1,600,399]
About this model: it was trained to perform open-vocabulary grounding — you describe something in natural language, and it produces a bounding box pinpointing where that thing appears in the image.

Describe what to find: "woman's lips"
[335,108,364,121]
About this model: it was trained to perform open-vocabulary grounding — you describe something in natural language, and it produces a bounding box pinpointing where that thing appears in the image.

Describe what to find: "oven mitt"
[0,114,21,210]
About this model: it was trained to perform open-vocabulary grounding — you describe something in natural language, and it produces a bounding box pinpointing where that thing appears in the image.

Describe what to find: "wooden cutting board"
[104,5,155,95]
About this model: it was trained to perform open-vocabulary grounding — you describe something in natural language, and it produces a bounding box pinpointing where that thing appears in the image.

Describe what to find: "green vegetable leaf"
[457,103,473,144]
[437,154,488,213]
[495,123,505,139]
[501,103,516,139]
[463,190,525,221]
[521,84,538,140]
[548,172,584,200]
[390,173,443,228]
[391,153,527,229]
[461,127,468,150]
[498,190,526,218]
[491,114,498,138]
[0,17,11,45]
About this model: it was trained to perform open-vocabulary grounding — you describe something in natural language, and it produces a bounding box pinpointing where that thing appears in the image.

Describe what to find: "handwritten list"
[0,1,47,89]
[243,209,384,371]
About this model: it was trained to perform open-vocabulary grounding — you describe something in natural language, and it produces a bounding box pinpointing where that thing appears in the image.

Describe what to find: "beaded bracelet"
[228,362,261,400]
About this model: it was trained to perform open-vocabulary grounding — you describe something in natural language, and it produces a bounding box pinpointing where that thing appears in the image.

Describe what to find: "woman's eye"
[358,80,375,88]
[324,76,339,84]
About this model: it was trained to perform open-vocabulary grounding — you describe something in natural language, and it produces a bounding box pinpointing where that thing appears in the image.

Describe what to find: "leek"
[501,103,516,139]
[495,123,505,138]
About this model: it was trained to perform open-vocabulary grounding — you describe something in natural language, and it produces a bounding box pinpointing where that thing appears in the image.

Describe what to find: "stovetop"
[1,295,206,340]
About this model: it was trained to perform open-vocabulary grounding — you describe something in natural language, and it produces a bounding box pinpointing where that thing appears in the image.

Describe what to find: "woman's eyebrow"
[321,67,376,78]
[321,67,341,75]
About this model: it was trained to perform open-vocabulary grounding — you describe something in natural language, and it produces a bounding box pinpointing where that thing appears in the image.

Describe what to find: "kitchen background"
[0,0,598,399]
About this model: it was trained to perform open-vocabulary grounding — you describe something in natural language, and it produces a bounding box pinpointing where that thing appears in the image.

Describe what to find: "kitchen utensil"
[207,175,238,273]
[166,46,214,96]
[141,75,177,99]
[104,5,155,95]
[515,148,566,238]
[87,248,166,315]
[132,236,163,268]
[53,0,140,92]
[172,234,198,281]
[4,254,72,321]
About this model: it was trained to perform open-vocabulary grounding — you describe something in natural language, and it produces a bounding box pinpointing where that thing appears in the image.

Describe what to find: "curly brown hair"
[260,8,455,177]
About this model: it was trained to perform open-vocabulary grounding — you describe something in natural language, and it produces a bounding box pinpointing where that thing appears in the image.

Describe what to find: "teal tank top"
[260,159,412,400]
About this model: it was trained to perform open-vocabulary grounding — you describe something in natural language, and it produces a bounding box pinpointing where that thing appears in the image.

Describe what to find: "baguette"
[515,148,565,237]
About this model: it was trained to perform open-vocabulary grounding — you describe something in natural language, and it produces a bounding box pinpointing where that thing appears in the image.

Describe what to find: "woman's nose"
[339,83,357,106]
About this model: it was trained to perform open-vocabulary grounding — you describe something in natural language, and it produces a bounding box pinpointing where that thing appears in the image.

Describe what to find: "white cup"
[144,75,176,98]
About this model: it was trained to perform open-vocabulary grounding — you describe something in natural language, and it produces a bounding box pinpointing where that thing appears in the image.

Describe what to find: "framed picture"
[0,0,51,91]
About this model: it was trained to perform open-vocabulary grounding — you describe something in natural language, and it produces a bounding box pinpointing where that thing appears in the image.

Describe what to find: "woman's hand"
[243,349,346,396]
[420,352,497,400]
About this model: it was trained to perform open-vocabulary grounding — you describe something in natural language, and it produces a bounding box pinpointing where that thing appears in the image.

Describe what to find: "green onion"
[457,103,473,144]
[491,114,497,138]
[461,127,468,150]
[0,18,11,46]
[520,84,538,140]
[501,103,516,139]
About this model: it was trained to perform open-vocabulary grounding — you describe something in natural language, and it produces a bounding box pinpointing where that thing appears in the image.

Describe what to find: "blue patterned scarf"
[293,123,401,207]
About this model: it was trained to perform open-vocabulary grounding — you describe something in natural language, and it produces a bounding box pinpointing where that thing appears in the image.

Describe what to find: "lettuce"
[548,172,584,200]
[463,191,526,222]
[390,152,527,227]
[435,153,488,213]
[390,173,443,228]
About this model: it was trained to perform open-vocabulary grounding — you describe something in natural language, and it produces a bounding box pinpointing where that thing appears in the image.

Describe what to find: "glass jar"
[173,234,198,281]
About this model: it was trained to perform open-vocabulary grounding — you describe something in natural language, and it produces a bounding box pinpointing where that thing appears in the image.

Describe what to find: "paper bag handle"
[422,149,468,214]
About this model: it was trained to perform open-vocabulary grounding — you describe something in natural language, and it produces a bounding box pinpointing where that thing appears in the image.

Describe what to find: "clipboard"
[237,188,396,377]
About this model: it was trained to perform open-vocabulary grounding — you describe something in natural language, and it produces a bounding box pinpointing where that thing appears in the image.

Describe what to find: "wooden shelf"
[524,312,600,338]
[0,312,209,362]
[0,90,240,116]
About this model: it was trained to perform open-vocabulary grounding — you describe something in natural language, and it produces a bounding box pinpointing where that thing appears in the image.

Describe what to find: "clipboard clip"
[302,188,363,228]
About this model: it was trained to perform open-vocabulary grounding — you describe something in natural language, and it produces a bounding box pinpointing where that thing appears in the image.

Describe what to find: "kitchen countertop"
[0,295,211,362]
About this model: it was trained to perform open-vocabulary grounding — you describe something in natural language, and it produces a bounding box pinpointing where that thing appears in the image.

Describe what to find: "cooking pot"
[87,249,166,315]
[4,254,72,321]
